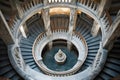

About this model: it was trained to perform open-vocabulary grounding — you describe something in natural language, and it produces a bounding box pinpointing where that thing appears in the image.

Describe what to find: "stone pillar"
[0,10,15,45]
[67,41,72,50]
[42,8,52,36]
[91,0,111,37]
[42,0,51,35]
[48,41,53,50]
[68,8,77,50]
[91,21,100,37]
[68,8,77,34]
[20,23,28,38]
[42,0,52,49]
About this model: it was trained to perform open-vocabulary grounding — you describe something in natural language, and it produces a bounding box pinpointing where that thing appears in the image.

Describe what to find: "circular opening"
[32,31,88,76]
[42,39,79,71]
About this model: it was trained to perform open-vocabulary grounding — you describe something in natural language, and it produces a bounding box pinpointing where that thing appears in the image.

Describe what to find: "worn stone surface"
[91,21,100,37]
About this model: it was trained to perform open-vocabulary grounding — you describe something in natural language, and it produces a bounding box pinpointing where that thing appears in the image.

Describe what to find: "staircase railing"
[77,0,98,13]
[9,28,108,79]
[8,0,110,41]
[103,10,120,48]
[32,28,88,76]
[7,0,112,79]
[48,0,72,4]
[8,44,34,80]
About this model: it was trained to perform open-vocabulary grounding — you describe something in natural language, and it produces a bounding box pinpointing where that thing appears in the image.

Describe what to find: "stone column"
[91,0,111,37]
[42,9,52,36]
[48,41,53,50]
[42,0,52,49]
[68,8,77,34]
[91,21,100,37]
[20,23,28,38]
[42,0,51,36]
[68,8,77,50]
[0,10,15,45]
[67,41,72,50]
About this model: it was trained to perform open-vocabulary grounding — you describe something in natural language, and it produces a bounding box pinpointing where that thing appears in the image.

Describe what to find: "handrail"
[32,28,88,76]
[8,44,33,80]
[77,0,99,12]
[10,0,105,39]
[8,0,110,79]
[7,0,111,47]
[103,10,120,48]
[48,0,72,4]
[105,10,112,25]
[20,0,43,11]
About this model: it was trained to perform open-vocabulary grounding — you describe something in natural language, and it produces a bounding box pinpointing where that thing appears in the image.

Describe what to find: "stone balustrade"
[9,0,109,40]
[8,0,111,79]
[32,29,88,76]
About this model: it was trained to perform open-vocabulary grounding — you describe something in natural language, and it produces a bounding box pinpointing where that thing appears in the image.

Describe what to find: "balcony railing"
[32,28,88,76]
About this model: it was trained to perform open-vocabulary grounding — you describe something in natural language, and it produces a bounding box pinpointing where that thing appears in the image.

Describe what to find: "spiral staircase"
[0,38,22,80]
[0,0,120,80]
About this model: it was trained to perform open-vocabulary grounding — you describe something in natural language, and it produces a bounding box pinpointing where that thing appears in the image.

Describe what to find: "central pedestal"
[54,49,67,64]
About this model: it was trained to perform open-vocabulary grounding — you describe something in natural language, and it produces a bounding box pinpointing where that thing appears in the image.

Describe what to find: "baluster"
[48,0,50,3]
[38,0,40,4]
[30,2,33,7]
[24,4,27,11]
[68,0,70,3]
[20,7,24,16]
[22,7,25,13]
[79,0,82,4]
[90,1,93,9]
[102,13,106,20]
[81,0,84,4]
[26,3,29,10]
[36,0,39,4]
[67,0,68,3]
[104,17,108,23]
[105,25,109,31]
[65,0,67,3]
[92,2,96,10]
[27,3,30,9]
[86,0,90,6]
[51,0,53,3]
[79,0,82,3]
[83,0,86,5]
[55,0,57,2]
[13,19,16,25]
[33,0,36,5]
[105,21,109,27]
